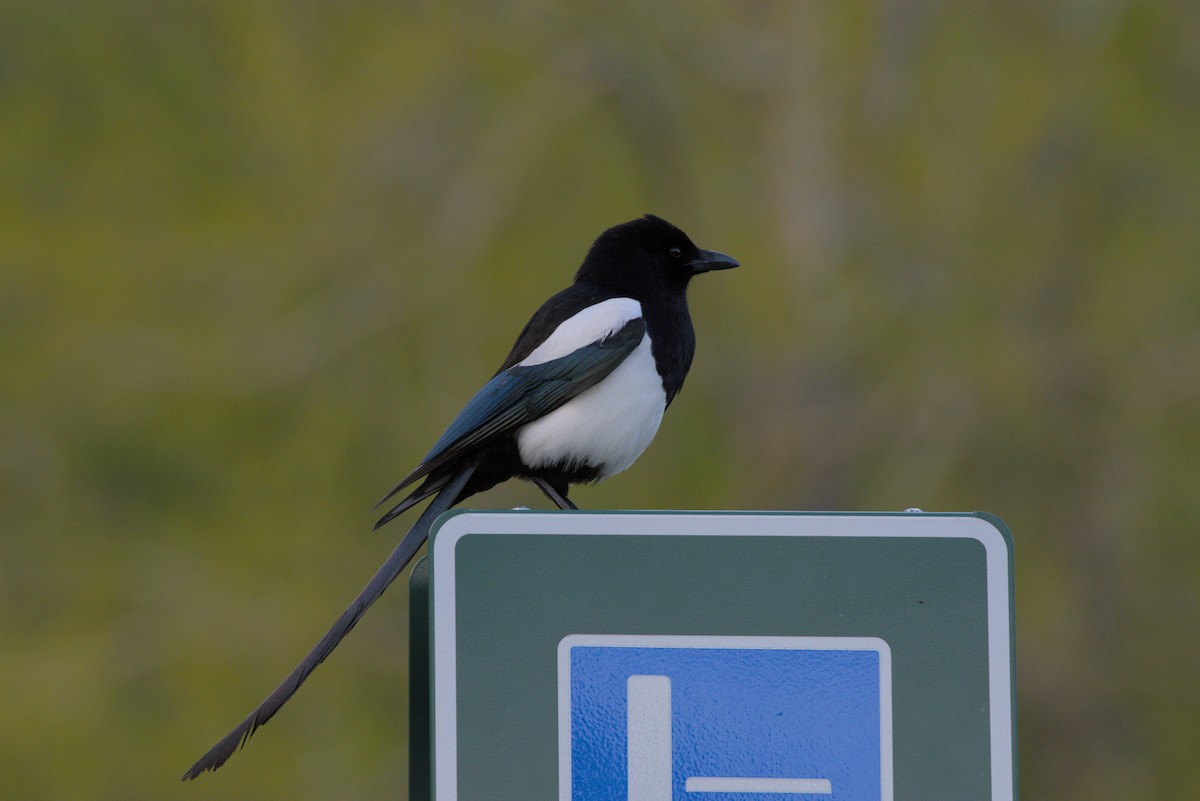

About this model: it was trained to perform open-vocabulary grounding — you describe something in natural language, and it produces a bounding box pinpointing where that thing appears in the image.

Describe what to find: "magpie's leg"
[182,457,480,780]
[532,477,578,510]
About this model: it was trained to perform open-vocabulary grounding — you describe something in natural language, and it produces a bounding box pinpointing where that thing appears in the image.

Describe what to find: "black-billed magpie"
[183,214,737,779]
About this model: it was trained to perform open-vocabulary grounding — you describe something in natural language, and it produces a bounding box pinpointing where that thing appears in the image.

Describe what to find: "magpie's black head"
[575,214,739,296]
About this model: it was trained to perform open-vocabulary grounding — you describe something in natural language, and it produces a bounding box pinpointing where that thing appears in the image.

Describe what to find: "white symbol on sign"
[626,675,833,799]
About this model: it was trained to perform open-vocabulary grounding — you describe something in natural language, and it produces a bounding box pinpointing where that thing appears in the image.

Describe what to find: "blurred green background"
[3,1,1198,799]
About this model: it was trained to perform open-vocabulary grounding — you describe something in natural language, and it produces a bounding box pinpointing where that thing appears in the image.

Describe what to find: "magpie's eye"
[669,247,682,259]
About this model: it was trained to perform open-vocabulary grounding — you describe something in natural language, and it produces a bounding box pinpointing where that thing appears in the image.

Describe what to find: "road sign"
[410,511,1016,801]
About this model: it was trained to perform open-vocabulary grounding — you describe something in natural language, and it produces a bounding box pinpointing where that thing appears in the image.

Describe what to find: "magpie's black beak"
[686,249,740,275]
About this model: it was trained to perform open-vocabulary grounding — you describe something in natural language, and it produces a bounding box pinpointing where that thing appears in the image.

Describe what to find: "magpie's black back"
[501,214,706,396]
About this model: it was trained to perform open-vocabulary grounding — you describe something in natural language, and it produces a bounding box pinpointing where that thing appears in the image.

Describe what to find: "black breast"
[642,294,695,406]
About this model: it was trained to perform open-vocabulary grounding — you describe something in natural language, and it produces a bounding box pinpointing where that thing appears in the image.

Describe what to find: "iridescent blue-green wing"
[374,316,645,509]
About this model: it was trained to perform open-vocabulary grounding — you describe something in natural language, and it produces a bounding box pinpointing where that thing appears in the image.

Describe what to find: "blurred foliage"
[1,1,1198,799]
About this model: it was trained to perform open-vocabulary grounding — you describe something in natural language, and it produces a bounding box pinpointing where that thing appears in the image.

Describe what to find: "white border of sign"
[429,512,1014,801]
[557,633,894,801]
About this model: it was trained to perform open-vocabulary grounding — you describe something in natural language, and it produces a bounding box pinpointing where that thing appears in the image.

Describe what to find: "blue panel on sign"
[559,635,892,801]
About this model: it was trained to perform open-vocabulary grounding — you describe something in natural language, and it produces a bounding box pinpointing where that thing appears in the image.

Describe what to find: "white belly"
[516,334,666,479]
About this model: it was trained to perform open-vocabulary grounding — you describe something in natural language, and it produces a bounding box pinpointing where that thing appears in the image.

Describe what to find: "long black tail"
[181,460,478,780]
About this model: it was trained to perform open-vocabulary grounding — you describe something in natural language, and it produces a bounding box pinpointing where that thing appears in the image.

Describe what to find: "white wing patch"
[517,333,666,480]
[518,297,644,367]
